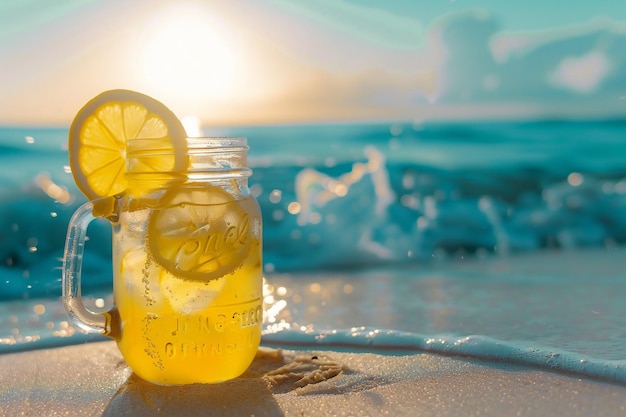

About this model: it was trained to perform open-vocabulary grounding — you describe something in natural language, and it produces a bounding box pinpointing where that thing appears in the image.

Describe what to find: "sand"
[1,341,625,417]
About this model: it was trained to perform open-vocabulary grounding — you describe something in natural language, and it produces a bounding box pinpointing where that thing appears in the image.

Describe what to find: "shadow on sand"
[101,372,284,417]
[100,348,344,416]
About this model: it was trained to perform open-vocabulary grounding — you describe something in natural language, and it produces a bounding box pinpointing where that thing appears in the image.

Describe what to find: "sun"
[140,4,239,100]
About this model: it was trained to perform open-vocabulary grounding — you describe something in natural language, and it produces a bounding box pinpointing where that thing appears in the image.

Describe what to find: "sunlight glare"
[181,115,202,137]
[141,4,238,99]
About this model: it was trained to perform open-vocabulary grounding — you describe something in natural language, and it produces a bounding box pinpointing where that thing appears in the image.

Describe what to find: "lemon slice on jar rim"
[68,89,188,201]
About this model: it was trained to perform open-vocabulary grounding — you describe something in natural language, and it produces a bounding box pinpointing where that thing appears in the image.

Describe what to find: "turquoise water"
[1,121,626,384]
[260,249,626,384]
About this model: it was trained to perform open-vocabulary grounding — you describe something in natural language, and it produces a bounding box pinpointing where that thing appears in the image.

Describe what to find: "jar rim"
[126,136,249,157]
[125,136,251,180]
[186,137,248,150]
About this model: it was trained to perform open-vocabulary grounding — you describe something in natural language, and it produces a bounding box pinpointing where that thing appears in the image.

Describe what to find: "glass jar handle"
[62,200,113,335]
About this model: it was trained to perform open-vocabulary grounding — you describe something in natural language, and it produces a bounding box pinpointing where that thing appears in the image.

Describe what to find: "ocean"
[1,120,626,383]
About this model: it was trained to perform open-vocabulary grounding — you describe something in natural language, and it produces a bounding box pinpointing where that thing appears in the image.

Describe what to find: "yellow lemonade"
[63,90,262,385]
[112,192,263,385]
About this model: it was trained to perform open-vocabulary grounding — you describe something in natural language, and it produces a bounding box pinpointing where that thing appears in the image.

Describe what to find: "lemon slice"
[147,186,252,281]
[68,89,188,200]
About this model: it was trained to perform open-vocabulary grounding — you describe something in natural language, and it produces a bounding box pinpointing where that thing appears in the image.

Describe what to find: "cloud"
[276,9,626,121]
[549,51,611,93]
[429,10,626,109]
[429,9,500,101]
[245,9,626,123]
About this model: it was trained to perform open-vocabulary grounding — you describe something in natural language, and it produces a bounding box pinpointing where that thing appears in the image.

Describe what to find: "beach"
[2,340,626,416]
[3,121,626,415]
[2,247,626,416]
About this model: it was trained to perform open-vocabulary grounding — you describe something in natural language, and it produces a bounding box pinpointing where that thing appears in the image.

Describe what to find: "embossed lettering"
[172,316,214,336]
[164,340,248,358]
[214,305,262,333]
[173,214,250,274]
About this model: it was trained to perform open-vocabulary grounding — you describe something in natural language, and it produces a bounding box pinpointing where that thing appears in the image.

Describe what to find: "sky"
[1,0,626,126]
